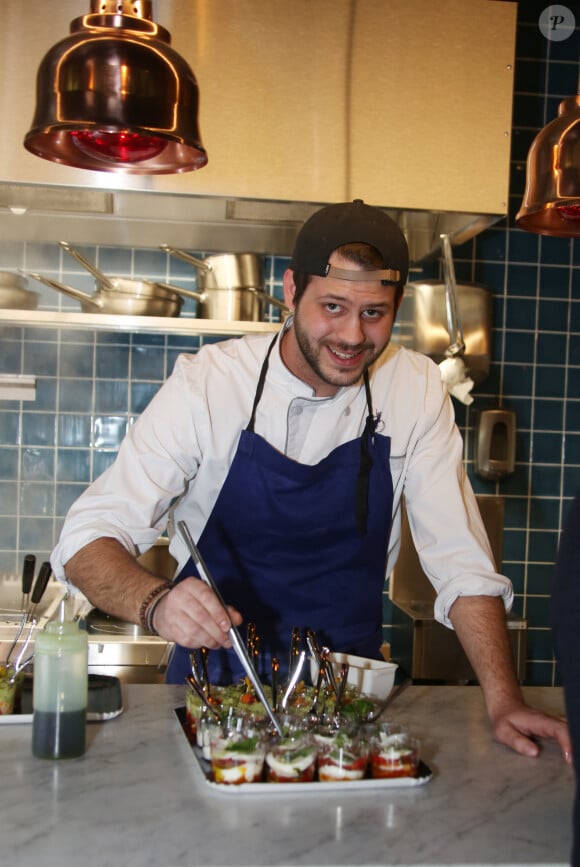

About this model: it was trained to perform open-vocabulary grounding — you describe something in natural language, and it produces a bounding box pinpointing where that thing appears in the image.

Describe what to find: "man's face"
[281,251,402,396]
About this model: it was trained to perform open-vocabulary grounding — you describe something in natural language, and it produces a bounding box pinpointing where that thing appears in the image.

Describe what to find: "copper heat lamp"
[516,67,580,237]
[23,0,208,174]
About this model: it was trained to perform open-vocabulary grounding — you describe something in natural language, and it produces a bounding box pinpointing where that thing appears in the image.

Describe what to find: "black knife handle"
[30,561,52,604]
[22,554,36,594]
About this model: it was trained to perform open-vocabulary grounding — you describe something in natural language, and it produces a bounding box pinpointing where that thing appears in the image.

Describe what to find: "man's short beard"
[293,308,378,389]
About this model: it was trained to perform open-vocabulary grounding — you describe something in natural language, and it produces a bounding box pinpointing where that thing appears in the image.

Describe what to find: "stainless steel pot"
[25,272,185,316]
[160,246,263,290]
[0,272,39,310]
[160,245,289,321]
[409,277,492,384]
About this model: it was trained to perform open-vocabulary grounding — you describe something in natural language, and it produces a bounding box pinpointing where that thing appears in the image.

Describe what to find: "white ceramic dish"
[310,652,398,700]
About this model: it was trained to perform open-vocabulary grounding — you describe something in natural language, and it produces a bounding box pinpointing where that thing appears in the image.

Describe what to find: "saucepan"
[160,245,289,321]
[0,272,39,310]
[23,271,187,317]
[22,241,204,317]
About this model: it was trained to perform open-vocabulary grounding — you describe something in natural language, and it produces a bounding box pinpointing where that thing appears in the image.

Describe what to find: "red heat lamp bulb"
[70,130,167,164]
[556,204,580,223]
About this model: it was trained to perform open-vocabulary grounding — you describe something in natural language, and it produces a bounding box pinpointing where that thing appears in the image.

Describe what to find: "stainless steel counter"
[0,685,573,866]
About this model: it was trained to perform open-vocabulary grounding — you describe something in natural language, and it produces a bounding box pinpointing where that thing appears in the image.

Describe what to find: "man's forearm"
[449,595,524,721]
[64,537,169,624]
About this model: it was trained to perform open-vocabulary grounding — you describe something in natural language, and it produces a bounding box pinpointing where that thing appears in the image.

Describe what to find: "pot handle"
[160,245,211,273]
[156,281,206,302]
[59,241,115,291]
[248,287,289,313]
[440,233,465,357]
[23,272,101,310]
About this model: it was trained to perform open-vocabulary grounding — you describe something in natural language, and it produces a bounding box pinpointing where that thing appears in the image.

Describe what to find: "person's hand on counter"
[491,700,572,764]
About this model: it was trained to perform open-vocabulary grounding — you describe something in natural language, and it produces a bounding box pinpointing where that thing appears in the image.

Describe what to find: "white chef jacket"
[51,325,513,628]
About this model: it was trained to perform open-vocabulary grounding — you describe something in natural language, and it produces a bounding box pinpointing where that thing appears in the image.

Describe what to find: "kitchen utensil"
[5,612,27,663]
[271,657,280,712]
[189,650,204,691]
[0,272,39,310]
[185,675,222,722]
[305,629,339,694]
[58,241,201,303]
[161,246,289,320]
[289,626,301,677]
[20,554,36,611]
[160,247,263,291]
[437,234,475,405]
[333,662,350,716]
[307,660,326,724]
[280,650,307,712]
[27,561,52,621]
[177,520,282,735]
[9,629,35,683]
[24,272,185,317]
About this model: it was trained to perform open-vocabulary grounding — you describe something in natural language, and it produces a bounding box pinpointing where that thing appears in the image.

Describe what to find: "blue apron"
[166,335,394,684]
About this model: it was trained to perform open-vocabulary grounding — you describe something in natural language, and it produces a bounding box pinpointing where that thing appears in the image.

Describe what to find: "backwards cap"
[290,199,409,285]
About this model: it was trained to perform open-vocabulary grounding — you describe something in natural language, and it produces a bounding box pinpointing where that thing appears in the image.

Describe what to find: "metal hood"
[0,0,517,261]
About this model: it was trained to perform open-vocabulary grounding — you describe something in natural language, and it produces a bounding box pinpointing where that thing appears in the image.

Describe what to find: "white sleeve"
[51,354,202,580]
[396,359,513,627]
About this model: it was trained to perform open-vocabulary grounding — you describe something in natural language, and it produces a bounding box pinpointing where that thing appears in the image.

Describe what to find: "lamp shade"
[515,94,580,237]
[23,0,207,175]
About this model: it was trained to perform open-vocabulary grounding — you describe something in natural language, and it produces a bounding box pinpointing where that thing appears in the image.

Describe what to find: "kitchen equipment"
[409,278,492,385]
[20,554,36,611]
[161,246,289,321]
[437,234,475,405]
[475,408,516,480]
[27,561,52,622]
[177,520,283,735]
[85,608,151,637]
[25,272,185,317]
[0,272,39,310]
[1,2,517,257]
[24,0,206,175]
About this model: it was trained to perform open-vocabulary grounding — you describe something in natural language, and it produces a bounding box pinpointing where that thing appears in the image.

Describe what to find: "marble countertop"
[1,685,573,867]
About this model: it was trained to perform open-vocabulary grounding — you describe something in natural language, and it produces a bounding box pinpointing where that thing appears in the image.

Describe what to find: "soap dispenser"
[475,408,516,480]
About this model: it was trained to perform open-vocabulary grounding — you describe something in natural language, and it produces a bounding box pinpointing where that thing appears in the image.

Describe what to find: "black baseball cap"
[290,199,409,285]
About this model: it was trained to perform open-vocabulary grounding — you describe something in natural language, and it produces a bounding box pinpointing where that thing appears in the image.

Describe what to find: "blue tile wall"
[0,4,578,686]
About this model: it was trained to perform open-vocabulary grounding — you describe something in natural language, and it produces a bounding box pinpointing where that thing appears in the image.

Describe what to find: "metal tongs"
[177,521,283,735]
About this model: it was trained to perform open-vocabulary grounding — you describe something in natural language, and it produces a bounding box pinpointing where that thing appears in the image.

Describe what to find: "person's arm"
[450,595,571,762]
[64,537,242,649]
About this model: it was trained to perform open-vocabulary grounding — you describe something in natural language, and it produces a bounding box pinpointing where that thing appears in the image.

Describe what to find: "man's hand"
[152,576,243,650]
[490,699,572,763]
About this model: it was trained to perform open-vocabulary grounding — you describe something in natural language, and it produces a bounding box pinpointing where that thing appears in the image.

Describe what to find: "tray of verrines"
[175,675,432,794]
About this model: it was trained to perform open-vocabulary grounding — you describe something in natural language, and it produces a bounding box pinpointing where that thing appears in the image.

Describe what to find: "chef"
[51,199,571,761]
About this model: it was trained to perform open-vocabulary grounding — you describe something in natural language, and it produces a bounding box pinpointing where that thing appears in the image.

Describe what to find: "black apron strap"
[246,333,279,433]
[356,371,375,536]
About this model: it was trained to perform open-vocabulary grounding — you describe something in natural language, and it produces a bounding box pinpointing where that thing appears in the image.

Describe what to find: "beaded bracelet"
[139,581,172,635]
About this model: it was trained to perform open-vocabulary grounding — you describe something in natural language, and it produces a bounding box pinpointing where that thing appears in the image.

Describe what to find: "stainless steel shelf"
[0,309,281,337]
